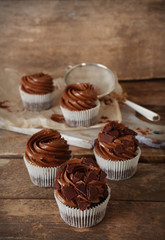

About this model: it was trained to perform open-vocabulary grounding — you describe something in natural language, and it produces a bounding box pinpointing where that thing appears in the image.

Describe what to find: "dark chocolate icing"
[94,121,138,161]
[25,129,71,167]
[54,157,108,210]
[60,83,97,111]
[21,72,54,94]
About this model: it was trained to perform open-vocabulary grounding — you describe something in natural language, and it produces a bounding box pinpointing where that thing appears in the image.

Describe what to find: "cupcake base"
[105,167,136,180]
[23,101,53,111]
[24,156,57,187]
[54,186,110,228]
[19,86,55,111]
[60,100,100,127]
[65,116,98,127]
[94,147,141,181]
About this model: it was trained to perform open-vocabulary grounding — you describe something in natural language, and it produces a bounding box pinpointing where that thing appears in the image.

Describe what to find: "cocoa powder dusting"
[101,116,108,120]
[51,114,65,123]
[136,127,152,136]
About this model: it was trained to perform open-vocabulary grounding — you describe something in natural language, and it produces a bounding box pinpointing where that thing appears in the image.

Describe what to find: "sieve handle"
[124,100,160,121]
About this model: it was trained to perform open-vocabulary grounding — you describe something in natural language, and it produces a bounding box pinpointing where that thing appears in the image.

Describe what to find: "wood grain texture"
[0,0,165,80]
[0,200,165,240]
[120,80,165,107]
[140,146,165,163]
[0,158,164,201]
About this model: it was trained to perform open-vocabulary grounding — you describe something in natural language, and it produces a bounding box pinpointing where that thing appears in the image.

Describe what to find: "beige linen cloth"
[0,68,122,132]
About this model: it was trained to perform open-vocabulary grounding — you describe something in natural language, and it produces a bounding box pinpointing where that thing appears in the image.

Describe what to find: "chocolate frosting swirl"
[54,157,108,211]
[21,72,54,94]
[25,129,71,167]
[95,121,138,161]
[60,83,98,111]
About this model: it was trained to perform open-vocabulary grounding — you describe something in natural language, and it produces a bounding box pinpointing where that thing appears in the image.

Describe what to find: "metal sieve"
[64,63,116,98]
[64,62,160,122]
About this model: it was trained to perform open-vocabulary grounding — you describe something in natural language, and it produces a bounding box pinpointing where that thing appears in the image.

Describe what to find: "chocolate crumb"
[56,168,63,179]
[101,116,109,120]
[77,198,89,211]
[0,100,11,112]
[54,180,61,191]
[109,130,119,137]
[102,124,112,133]
[51,114,65,123]
[66,163,77,174]
[74,171,85,181]
[99,170,107,181]
[62,185,77,201]
[87,185,98,201]
[121,139,131,147]
[76,182,86,195]
[100,134,114,143]
[82,157,98,167]
[86,171,98,183]
[114,145,124,154]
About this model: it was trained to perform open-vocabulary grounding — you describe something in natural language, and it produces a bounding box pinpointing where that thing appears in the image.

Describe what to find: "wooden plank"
[0,199,165,240]
[0,158,164,201]
[0,0,165,80]
[0,129,29,158]
[0,223,164,240]
[140,146,165,163]
[120,80,165,107]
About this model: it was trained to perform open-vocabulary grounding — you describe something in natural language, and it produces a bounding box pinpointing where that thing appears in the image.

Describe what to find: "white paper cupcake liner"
[19,86,55,111]
[24,156,57,187]
[54,186,110,228]
[94,147,141,180]
[60,100,100,127]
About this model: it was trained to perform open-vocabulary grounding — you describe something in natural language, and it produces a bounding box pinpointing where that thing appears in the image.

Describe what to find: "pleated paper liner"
[54,186,110,228]
[94,147,141,180]
[60,100,100,127]
[19,86,55,111]
[24,156,57,187]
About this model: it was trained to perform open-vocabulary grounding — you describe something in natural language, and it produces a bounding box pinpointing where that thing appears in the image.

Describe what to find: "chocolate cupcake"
[94,121,141,180]
[24,129,71,187]
[19,72,55,111]
[54,157,110,228]
[60,83,100,127]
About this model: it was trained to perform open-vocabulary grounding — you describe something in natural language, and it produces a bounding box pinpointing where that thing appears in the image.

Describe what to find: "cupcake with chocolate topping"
[24,129,71,187]
[94,121,141,180]
[60,83,100,127]
[19,72,55,111]
[54,157,110,228]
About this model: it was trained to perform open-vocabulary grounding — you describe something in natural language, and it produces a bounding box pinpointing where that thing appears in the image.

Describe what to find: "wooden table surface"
[0,80,165,240]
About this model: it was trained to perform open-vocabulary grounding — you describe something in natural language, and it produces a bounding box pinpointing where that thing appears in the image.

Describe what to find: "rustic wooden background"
[0,0,165,80]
